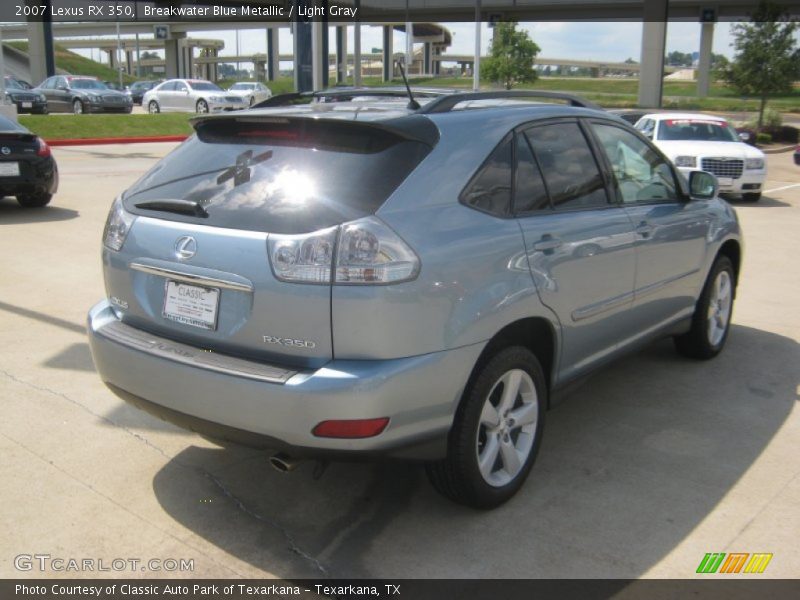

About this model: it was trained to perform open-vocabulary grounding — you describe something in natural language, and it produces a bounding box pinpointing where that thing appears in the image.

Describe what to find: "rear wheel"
[148,100,160,114]
[17,192,52,208]
[72,99,84,114]
[426,346,546,509]
[674,255,735,359]
[742,192,761,202]
[196,99,209,114]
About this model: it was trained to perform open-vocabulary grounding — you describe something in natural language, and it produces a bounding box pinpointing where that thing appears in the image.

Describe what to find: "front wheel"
[742,192,761,202]
[196,99,209,113]
[17,192,52,208]
[426,346,546,509]
[72,99,84,114]
[674,255,735,359]
[148,101,160,114]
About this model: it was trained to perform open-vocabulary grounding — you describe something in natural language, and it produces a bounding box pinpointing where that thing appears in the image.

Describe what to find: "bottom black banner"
[3,579,800,600]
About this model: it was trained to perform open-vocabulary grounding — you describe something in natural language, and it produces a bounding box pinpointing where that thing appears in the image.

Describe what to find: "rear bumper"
[88,300,482,459]
[0,157,58,196]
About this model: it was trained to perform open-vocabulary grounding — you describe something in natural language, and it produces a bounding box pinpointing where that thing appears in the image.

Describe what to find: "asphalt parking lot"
[0,144,798,579]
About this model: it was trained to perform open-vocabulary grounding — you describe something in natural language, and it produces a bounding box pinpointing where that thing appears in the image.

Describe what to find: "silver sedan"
[143,79,246,114]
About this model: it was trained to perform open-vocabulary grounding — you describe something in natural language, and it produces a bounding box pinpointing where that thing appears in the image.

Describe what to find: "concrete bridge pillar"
[382,26,393,82]
[637,0,668,107]
[697,21,715,97]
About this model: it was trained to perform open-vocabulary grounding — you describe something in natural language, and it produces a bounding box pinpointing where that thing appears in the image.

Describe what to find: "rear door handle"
[532,237,563,252]
[635,221,654,238]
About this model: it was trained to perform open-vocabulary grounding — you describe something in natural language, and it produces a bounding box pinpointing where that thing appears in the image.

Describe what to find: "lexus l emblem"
[174,236,197,260]
[1,147,10,155]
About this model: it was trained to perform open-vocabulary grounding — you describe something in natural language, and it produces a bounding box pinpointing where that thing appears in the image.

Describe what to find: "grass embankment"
[20,114,194,140]
[6,42,137,85]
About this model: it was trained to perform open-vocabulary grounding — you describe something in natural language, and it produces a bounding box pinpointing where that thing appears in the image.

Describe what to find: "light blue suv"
[88,90,742,508]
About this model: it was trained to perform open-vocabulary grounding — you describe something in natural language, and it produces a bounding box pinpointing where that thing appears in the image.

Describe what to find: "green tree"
[483,22,540,89]
[722,1,800,129]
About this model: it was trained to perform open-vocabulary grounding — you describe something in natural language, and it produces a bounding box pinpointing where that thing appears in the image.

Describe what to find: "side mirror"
[689,171,717,200]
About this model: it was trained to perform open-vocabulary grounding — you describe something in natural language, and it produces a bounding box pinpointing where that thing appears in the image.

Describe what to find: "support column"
[26,8,55,86]
[294,15,313,92]
[211,49,218,82]
[433,47,441,75]
[321,21,329,87]
[107,50,116,70]
[382,25,393,82]
[637,1,669,108]
[423,43,431,75]
[353,21,362,86]
[405,22,413,73]
[473,1,481,91]
[267,28,279,81]
[164,33,187,79]
[125,50,134,75]
[336,26,347,83]
[697,21,715,97]
[312,20,324,91]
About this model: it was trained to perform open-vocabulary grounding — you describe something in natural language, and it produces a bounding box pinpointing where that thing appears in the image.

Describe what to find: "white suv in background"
[635,113,767,202]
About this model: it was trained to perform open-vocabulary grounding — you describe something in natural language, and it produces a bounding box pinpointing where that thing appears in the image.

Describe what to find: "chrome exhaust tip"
[269,452,302,473]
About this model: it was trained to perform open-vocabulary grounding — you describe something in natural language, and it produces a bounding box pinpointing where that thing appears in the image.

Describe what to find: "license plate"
[162,280,220,330]
[717,177,733,188]
[0,162,20,177]
[22,102,32,108]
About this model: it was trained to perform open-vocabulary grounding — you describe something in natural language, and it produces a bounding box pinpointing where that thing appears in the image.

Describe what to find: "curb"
[762,144,797,155]
[45,135,189,146]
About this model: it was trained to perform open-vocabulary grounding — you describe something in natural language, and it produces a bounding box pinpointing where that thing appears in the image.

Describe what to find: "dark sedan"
[36,75,132,114]
[0,114,58,207]
[4,77,48,114]
[126,80,162,105]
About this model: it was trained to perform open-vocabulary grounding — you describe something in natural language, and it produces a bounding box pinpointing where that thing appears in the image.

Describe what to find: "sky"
[74,21,740,65]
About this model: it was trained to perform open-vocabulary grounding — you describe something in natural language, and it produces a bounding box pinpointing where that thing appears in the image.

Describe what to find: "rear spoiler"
[189,113,440,147]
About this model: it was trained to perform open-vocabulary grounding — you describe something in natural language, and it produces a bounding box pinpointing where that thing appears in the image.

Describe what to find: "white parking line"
[763,183,800,194]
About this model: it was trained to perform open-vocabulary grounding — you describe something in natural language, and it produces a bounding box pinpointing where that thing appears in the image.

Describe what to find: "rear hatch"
[107,114,434,368]
[0,131,40,179]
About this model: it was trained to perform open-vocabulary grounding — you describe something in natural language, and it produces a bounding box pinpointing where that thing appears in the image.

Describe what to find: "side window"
[514,132,550,213]
[55,77,67,89]
[160,81,176,91]
[592,123,679,204]
[461,137,512,216]
[636,118,655,139]
[40,78,54,89]
[174,81,188,92]
[524,123,609,211]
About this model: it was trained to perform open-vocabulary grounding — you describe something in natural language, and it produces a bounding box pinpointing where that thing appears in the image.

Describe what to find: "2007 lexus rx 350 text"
[88,91,742,508]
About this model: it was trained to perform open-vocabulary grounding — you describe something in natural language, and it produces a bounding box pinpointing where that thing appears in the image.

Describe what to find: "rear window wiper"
[134,199,209,218]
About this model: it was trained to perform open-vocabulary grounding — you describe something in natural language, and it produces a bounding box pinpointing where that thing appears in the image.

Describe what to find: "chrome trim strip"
[572,291,633,322]
[634,268,700,300]
[130,262,254,293]
[96,320,297,384]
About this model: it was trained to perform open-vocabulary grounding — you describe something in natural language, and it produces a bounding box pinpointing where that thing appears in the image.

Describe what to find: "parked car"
[35,75,133,114]
[88,91,742,508]
[794,145,800,166]
[635,112,766,202]
[126,80,162,105]
[0,113,58,207]
[143,79,247,114]
[226,81,272,107]
[3,76,48,114]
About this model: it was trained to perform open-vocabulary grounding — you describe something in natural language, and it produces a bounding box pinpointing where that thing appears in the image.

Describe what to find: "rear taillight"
[268,226,337,283]
[268,217,419,285]
[312,418,390,439]
[103,197,136,252]
[35,137,51,157]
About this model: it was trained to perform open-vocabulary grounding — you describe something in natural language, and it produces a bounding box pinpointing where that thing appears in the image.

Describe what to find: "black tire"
[72,99,84,114]
[742,192,761,202]
[148,101,160,114]
[426,346,546,509]
[674,255,735,360]
[196,99,209,114]
[17,192,52,208]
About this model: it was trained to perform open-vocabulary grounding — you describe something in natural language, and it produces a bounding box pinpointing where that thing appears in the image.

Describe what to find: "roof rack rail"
[252,87,455,109]
[416,90,602,114]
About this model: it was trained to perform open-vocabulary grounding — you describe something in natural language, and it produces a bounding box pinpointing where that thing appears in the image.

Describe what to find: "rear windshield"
[657,119,738,142]
[123,117,432,234]
[71,79,107,90]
